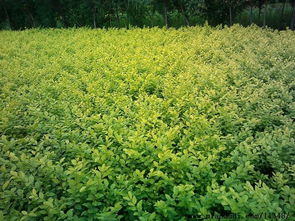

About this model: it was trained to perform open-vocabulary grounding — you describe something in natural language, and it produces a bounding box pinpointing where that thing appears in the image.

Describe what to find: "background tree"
[0,0,294,30]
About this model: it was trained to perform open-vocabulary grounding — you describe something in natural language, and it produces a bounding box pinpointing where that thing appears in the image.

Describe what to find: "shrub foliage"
[0,26,295,220]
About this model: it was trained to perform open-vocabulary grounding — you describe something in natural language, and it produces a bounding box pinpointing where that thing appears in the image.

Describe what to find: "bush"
[0,25,294,220]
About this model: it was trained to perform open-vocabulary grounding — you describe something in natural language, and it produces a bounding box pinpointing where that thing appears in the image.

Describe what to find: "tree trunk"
[180,4,189,26]
[291,0,295,30]
[28,11,35,27]
[22,8,35,28]
[258,0,264,22]
[250,5,253,24]
[116,5,120,26]
[280,0,286,29]
[281,0,286,18]
[2,1,11,29]
[163,0,168,28]
[93,7,96,28]
[229,6,232,26]
[263,1,267,27]
[125,0,129,27]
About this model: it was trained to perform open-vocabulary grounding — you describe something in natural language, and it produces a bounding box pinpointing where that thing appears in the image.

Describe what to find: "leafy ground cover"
[0,26,295,220]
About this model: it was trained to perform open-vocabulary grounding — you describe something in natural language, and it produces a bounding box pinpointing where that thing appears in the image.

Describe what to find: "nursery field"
[0,26,295,220]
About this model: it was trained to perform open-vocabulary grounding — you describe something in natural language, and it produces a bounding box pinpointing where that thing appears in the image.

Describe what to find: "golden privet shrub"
[0,25,295,220]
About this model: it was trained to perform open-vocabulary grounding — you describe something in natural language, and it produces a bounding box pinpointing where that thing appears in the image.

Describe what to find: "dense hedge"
[0,26,295,220]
